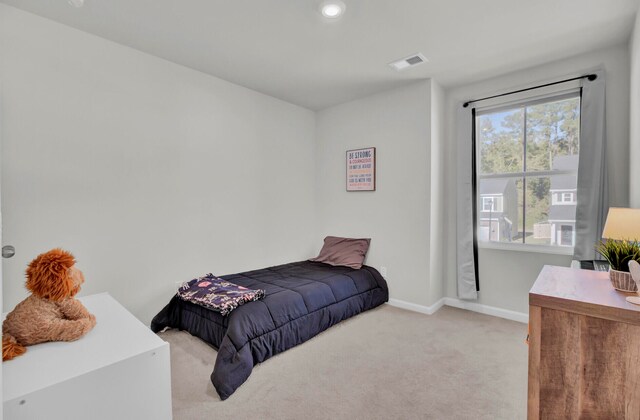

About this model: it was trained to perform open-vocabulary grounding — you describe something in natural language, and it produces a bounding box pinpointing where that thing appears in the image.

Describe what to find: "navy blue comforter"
[151,260,388,400]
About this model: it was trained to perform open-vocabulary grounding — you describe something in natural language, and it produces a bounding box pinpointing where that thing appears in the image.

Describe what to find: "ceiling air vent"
[388,53,428,71]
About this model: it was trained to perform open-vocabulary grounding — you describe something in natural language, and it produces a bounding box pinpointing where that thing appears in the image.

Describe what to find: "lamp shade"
[602,207,640,240]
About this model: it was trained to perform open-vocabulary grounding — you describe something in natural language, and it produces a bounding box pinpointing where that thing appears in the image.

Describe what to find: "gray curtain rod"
[462,74,597,108]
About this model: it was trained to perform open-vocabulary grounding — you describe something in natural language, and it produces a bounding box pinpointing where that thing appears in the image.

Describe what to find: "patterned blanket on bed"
[177,274,265,316]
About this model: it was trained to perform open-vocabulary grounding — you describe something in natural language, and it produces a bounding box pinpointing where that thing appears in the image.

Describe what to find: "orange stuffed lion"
[2,249,96,361]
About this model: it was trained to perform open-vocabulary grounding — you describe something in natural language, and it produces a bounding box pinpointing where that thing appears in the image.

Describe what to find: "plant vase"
[609,268,638,292]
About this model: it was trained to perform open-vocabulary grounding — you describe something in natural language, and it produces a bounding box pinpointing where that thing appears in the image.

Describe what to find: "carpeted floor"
[158,304,528,420]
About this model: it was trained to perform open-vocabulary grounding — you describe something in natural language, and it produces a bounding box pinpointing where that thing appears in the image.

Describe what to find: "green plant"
[596,239,640,272]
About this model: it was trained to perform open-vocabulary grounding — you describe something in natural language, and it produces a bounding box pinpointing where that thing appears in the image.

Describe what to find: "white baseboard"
[386,297,528,324]
[443,298,529,323]
[387,297,445,315]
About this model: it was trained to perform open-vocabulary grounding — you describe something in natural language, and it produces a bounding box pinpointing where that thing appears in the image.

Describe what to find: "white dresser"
[3,293,172,420]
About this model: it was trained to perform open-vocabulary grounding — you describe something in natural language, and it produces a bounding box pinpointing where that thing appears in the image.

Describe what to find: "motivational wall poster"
[346,147,376,191]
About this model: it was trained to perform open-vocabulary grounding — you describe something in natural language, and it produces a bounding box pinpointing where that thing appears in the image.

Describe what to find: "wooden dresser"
[528,266,640,419]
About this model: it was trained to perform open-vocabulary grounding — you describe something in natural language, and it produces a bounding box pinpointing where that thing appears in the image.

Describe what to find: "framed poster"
[346,147,376,191]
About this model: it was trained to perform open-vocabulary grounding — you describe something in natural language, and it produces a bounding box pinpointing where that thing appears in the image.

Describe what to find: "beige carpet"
[158,305,527,420]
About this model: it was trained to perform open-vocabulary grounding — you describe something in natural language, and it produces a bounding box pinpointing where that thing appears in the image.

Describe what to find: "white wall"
[443,44,631,314]
[429,80,445,303]
[315,81,442,307]
[630,11,640,208]
[0,5,317,324]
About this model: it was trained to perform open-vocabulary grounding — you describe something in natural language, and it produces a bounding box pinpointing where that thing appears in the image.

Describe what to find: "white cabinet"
[3,293,172,420]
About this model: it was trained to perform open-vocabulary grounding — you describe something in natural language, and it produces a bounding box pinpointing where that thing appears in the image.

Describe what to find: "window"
[551,191,576,205]
[482,196,502,212]
[476,91,580,249]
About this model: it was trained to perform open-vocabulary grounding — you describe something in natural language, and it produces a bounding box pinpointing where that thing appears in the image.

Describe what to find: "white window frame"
[475,87,580,255]
[551,190,577,205]
[481,196,502,212]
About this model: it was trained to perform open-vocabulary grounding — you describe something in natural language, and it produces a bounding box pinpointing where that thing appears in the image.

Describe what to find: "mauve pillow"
[309,236,371,269]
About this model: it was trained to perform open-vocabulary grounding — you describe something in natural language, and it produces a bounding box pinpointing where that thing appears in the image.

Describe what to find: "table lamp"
[602,207,640,241]
[601,207,640,303]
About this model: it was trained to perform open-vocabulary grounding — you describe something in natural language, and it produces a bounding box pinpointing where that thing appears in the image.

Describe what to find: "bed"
[150,260,389,400]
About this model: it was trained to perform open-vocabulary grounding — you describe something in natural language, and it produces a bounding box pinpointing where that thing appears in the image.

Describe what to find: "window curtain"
[574,69,608,260]
[456,105,479,300]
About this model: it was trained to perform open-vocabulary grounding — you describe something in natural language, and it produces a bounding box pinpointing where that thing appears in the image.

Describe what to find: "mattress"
[151,260,388,400]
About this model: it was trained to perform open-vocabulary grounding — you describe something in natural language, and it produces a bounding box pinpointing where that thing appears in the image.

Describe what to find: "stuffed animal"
[2,249,96,361]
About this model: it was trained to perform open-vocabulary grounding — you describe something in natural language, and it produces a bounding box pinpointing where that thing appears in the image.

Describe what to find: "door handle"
[2,245,15,258]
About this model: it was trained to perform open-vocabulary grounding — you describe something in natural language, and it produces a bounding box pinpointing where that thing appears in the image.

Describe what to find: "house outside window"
[475,90,580,251]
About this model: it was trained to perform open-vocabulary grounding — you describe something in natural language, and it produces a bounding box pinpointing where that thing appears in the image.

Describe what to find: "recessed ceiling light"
[320,1,346,19]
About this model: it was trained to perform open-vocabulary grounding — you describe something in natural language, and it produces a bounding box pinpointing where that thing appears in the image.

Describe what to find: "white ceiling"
[2,0,638,110]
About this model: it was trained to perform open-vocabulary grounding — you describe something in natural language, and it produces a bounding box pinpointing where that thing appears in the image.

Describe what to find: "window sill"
[478,241,575,256]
